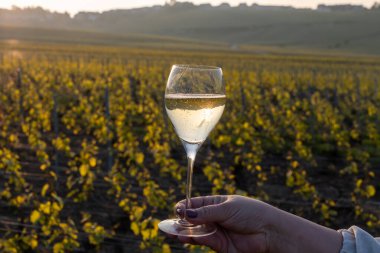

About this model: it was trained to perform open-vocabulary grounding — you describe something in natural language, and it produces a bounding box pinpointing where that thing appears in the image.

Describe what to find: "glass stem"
[180,141,200,226]
[185,156,194,211]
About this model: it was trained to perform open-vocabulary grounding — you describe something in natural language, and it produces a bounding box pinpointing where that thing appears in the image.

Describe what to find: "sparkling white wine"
[165,94,226,143]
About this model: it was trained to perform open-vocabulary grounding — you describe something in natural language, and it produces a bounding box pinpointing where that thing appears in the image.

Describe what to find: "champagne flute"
[158,64,226,237]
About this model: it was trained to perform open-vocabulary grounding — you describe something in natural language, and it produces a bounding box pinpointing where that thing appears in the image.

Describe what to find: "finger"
[178,236,196,245]
[177,195,228,209]
[178,230,223,248]
[185,201,232,224]
[192,229,226,251]
[166,233,177,239]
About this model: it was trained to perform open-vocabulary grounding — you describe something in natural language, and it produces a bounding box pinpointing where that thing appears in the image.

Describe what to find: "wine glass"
[158,64,226,237]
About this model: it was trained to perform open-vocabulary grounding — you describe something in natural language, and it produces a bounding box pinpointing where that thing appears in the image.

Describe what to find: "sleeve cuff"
[338,226,380,253]
[338,228,356,253]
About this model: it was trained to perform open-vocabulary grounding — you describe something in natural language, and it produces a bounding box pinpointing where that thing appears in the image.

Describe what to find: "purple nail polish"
[186,209,197,218]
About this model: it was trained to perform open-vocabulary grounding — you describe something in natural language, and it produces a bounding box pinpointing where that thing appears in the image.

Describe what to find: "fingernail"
[186,209,197,218]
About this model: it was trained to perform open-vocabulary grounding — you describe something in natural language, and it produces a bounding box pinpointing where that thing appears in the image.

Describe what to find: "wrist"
[264,207,298,253]
[268,208,342,253]
[254,203,295,253]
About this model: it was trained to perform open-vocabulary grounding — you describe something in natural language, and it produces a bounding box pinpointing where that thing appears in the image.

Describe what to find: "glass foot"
[158,218,216,237]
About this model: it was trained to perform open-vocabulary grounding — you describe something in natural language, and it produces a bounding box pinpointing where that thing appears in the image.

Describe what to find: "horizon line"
[1,1,375,16]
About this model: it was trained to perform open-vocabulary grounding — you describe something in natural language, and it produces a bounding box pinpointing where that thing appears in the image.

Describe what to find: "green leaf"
[53,242,64,253]
[89,157,97,167]
[162,244,171,253]
[131,222,139,235]
[79,164,89,177]
[366,185,376,197]
[356,179,363,188]
[30,210,41,223]
[41,184,49,197]
[30,238,38,249]
[135,153,144,165]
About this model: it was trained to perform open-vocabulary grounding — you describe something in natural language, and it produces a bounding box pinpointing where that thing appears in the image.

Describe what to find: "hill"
[1,4,380,54]
[0,26,228,51]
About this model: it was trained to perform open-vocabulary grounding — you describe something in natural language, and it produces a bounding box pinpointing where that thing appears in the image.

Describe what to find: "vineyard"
[0,42,380,252]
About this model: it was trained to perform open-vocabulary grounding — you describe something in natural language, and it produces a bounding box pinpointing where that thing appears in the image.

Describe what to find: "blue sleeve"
[339,226,380,253]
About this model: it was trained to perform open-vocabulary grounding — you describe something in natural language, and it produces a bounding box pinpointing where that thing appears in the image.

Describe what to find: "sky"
[0,0,376,15]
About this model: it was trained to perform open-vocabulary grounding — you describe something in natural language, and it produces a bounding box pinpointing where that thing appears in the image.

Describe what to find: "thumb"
[186,202,231,224]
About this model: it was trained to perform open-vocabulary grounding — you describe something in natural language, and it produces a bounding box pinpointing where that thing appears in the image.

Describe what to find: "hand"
[174,195,274,253]
[170,195,342,253]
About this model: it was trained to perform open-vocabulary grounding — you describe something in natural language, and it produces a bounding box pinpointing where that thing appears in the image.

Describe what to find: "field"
[3,6,380,55]
[0,40,380,253]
